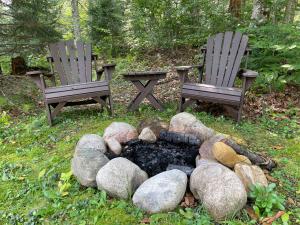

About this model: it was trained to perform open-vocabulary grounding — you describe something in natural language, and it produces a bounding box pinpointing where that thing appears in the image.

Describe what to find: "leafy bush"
[249,183,285,218]
[241,24,300,91]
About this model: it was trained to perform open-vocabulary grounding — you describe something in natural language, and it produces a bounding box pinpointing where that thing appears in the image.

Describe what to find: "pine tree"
[0,0,62,56]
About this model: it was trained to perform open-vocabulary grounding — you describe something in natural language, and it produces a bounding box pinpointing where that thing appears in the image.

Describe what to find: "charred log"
[221,138,277,171]
[159,130,201,147]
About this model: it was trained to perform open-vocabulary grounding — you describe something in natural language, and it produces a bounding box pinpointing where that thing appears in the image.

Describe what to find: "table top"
[122,71,167,81]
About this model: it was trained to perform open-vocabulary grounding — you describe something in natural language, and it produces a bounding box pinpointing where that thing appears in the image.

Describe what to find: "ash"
[105,139,199,177]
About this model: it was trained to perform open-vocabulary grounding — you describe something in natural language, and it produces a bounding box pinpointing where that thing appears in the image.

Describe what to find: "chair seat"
[45,81,109,103]
[182,83,242,105]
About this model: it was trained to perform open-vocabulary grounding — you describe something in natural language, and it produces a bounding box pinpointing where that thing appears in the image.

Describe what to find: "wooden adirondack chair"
[176,31,258,121]
[26,40,115,126]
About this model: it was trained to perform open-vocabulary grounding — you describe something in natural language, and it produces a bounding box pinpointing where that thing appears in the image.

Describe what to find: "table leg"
[132,80,163,111]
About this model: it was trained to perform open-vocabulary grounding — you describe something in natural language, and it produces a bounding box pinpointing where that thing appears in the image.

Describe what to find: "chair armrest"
[241,69,258,78]
[175,64,204,83]
[26,70,55,90]
[239,69,258,92]
[102,63,116,81]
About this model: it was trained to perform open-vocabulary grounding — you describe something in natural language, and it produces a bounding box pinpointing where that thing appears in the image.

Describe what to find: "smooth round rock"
[71,134,108,187]
[190,159,247,221]
[138,127,157,143]
[169,112,215,142]
[103,122,138,144]
[234,163,268,192]
[75,134,107,156]
[133,169,187,213]
[96,157,148,199]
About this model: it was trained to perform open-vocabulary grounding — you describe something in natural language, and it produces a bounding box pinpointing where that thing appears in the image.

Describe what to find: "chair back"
[204,31,249,87]
[48,40,93,85]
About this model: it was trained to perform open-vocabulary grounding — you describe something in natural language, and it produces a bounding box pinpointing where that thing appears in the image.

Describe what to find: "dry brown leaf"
[265,174,278,183]
[140,218,150,224]
[260,211,285,225]
[245,206,259,221]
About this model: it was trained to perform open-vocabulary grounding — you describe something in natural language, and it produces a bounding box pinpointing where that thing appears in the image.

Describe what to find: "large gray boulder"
[96,157,148,199]
[169,112,214,142]
[190,159,247,221]
[103,122,138,155]
[71,134,108,187]
[133,170,187,213]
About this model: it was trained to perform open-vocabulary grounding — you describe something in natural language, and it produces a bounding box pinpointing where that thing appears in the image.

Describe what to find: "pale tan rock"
[138,127,157,143]
[234,163,268,192]
[106,138,122,155]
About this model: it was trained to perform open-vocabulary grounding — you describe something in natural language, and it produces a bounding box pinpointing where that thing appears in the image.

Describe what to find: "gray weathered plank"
[57,41,73,84]
[216,31,233,86]
[183,83,242,96]
[45,86,109,99]
[210,33,223,85]
[45,81,108,94]
[85,43,92,82]
[227,35,249,87]
[66,40,80,83]
[76,41,87,83]
[49,43,68,85]
[205,37,214,84]
[222,32,242,87]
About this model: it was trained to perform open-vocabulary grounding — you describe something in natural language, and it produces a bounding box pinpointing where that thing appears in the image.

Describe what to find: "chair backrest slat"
[227,35,248,87]
[216,31,233,86]
[66,40,80,83]
[210,33,223,85]
[204,32,248,87]
[49,43,68,85]
[48,40,93,85]
[205,38,214,84]
[85,43,92,83]
[57,41,73,84]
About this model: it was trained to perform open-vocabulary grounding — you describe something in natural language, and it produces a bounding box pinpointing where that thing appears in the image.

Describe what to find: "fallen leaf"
[140,218,150,224]
[287,197,295,205]
[260,211,285,224]
[265,174,278,183]
[245,206,259,221]
[180,193,196,208]
[272,145,284,150]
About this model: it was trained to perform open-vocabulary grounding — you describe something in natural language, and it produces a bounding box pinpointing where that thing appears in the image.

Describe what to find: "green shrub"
[249,183,285,218]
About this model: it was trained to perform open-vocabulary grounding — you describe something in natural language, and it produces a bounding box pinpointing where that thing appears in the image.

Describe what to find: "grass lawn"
[0,102,299,225]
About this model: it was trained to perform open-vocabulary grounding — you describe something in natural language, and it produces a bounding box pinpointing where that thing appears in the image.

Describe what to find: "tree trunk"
[229,0,242,18]
[284,0,297,23]
[251,0,266,24]
[71,0,81,41]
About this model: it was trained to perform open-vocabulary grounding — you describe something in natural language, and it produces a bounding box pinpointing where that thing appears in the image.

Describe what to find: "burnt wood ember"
[105,138,199,177]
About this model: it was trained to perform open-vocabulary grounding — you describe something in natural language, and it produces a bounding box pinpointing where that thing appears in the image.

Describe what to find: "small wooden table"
[123,71,167,111]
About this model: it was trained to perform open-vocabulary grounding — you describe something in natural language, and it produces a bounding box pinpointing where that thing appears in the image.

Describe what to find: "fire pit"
[105,131,201,177]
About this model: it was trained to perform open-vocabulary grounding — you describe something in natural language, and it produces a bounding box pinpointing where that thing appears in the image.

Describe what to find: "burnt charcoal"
[105,139,199,177]
[159,131,202,146]
[166,164,194,176]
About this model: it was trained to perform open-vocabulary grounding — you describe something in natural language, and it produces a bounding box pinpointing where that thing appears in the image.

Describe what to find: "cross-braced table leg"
[128,79,163,111]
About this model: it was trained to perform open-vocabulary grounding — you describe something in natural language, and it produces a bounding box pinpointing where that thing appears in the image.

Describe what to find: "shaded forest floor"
[0,53,300,224]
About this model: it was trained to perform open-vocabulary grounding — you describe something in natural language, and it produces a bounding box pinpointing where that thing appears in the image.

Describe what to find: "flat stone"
[133,169,187,213]
[96,157,148,199]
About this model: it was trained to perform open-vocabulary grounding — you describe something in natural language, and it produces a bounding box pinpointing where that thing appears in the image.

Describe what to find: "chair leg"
[108,95,113,116]
[45,103,53,126]
[178,97,185,112]
[237,105,243,122]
